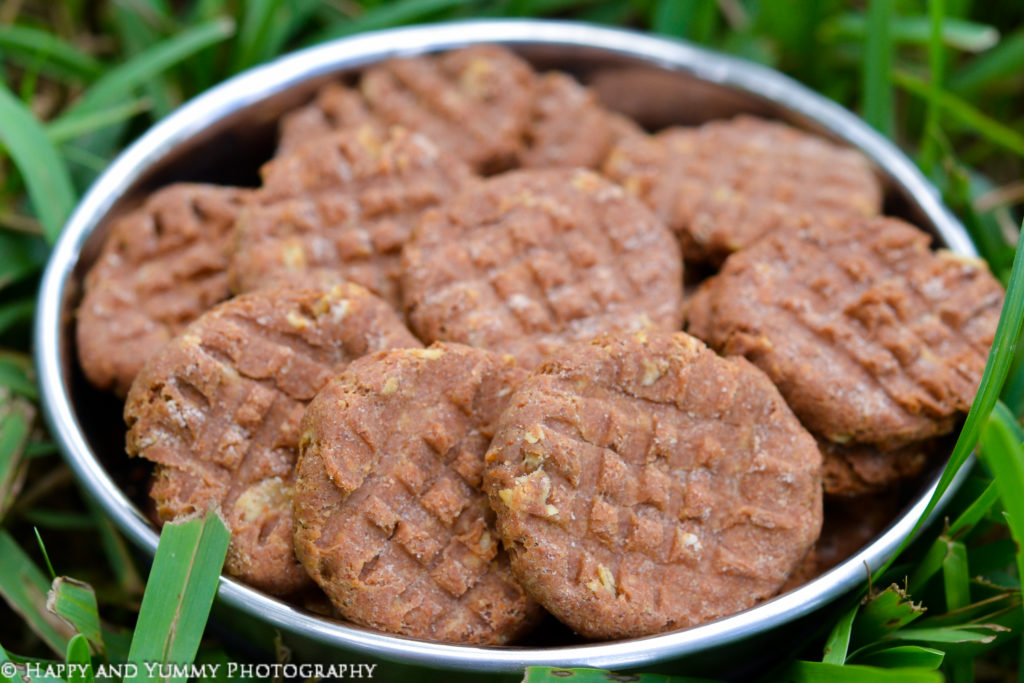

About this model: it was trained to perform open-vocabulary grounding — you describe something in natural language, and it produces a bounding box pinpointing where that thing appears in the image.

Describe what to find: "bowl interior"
[42,21,971,673]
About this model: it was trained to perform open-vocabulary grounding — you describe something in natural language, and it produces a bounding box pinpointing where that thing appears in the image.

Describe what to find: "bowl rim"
[36,18,973,673]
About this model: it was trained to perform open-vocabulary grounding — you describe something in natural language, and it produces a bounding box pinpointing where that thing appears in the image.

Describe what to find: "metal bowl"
[36,19,973,677]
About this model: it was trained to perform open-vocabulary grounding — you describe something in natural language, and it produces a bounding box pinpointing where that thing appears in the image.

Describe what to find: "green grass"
[0,1,1021,681]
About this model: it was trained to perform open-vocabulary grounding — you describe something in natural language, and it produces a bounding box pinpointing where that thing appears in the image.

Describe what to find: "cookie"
[603,115,882,264]
[77,184,252,397]
[230,126,472,308]
[518,72,643,170]
[294,343,540,643]
[484,330,822,639]
[276,82,379,157]
[820,437,936,498]
[685,215,1004,449]
[124,284,420,595]
[402,168,683,369]
[360,45,535,173]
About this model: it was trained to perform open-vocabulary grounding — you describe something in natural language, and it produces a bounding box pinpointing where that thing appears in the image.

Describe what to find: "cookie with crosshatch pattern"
[483,330,822,639]
[77,183,253,397]
[293,343,541,644]
[230,125,473,309]
[124,284,420,596]
[685,214,1004,451]
[603,115,883,265]
[401,168,683,370]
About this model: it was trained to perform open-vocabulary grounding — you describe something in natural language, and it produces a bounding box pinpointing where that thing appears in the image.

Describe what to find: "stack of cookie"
[75,44,1004,644]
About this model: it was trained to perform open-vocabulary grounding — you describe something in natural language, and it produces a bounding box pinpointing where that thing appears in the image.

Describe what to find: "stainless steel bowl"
[36,19,973,677]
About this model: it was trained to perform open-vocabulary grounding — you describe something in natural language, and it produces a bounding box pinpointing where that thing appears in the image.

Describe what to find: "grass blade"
[0,643,25,683]
[882,624,1008,645]
[951,27,1024,94]
[0,299,35,338]
[886,228,1024,567]
[125,511,230,683]
[47,577,104,655]
[894,69,1024,158]
[942,539,971,612]
[863,0,894,136]
[851,645,945,669]
[230,0,285,73]
[46,98,152,144]
[110,4,178,121]
[65,634,94,683]
[0,531,73,655]
[822,603,858,664]
[918,0,945,173]
[827,13,998,52]
[979,402,1024,600]
[311,0,480,43]
[0,231,48,290]
[58,17,236,124]
[0,84,78,244]
[0,393,33,520]
[852,584,926,649]
[0,25,103,80]
[787,661,942,682]
[0,356,38,401]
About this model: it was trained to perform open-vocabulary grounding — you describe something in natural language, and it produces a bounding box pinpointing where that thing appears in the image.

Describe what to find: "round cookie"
[276,82,379,157]
[230,125,472,308]
[819,437,936,498]
[484,330,822,639]
[294,343,540,644]
[77,183,252,397]
[124,284,420,595]
[401,168,683,370]
[603,115,882,265]
[685,214,1004,450]
[518,71,643,170]
[360,45,536,174]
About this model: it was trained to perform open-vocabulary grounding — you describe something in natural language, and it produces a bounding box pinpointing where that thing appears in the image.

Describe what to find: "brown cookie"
[77,184,252,397]
[294,343,541,644]
[276,82,379,157]
[603,115,882,264]
[124,285,420,595]
[484,330,822,639]
[518,71,644,170]
[360,45,536,173]
[686,215,1004,449]
[820,437,937,498]
[230,126,473,308]
[402,168,683,369]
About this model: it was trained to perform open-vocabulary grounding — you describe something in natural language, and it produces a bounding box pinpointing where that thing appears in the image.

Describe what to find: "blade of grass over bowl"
[55,17,235,126]
[862,0,894,137]
[886,229,1024,570]
[0,531,72,655]
[0,83,77,244]
[125,511,229,683]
